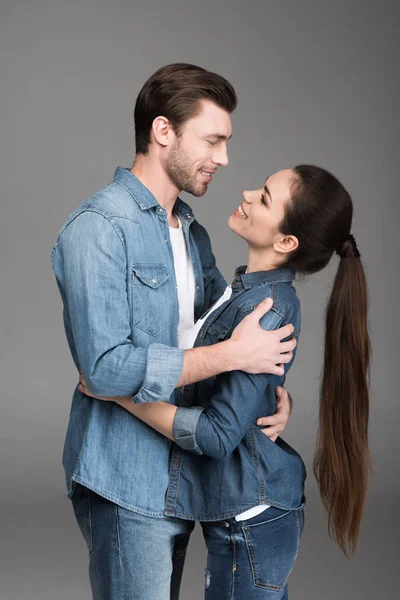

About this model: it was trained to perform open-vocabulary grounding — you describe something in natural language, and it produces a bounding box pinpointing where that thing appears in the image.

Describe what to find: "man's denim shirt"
[165,267,306,521]
[51,167,226,516]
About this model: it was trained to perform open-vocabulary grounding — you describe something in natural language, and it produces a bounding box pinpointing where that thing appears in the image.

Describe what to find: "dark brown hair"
[280,165,371,557]
[134,63,237,155]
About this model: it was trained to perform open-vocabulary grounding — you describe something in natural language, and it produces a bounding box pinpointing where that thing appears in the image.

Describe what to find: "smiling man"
[51,64,296,600]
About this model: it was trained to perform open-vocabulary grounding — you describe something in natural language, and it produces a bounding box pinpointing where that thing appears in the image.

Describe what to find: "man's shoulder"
[73,181,140,223]
[55,180,142,239]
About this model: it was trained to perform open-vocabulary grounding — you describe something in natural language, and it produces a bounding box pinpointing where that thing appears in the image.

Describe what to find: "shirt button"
[196,285,200,291]
[165,238,169,243]
[152,278,157,284]
[186,213,191,219]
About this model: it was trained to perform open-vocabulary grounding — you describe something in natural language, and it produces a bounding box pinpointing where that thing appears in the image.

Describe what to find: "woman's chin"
[228,216,249,243]
[228,214,238,232]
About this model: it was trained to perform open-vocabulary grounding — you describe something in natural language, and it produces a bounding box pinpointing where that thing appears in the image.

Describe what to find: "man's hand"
[256,386,292,442]
[229,298,296,375]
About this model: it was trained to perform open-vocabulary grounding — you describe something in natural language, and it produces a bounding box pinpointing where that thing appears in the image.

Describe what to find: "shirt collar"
[113,167,195,221]
[231,266,295,291]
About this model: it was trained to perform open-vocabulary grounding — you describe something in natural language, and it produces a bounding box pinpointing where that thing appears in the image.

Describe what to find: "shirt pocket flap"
[206,319,231,340]
[131,264,169,289]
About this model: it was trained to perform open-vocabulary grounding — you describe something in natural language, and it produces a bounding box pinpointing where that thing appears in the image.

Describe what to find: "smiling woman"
[230,169,299,272]
[80,162,371,598]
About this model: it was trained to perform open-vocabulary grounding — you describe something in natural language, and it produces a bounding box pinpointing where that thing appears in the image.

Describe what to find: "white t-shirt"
[169,217,196,345]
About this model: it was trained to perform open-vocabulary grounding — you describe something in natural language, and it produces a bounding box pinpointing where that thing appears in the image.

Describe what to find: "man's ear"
[274,234,299,256]
[151,116,174,148]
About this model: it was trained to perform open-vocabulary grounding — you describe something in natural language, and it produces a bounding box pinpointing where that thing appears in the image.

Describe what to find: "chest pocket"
[131,264,172,336]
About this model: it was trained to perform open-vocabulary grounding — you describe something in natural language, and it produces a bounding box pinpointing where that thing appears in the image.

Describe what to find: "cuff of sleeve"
[173,407,204,454]
[132,344,184,403]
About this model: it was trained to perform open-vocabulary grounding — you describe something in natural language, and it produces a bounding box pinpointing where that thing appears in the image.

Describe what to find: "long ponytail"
[279,165,371,556]
[314,245,371,557]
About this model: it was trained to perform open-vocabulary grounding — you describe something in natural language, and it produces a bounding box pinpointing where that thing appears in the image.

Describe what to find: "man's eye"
[207,140,218,146]
[261,194,267,205]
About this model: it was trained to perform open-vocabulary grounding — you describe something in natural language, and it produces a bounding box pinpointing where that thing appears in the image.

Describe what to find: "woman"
[80,164,370,599]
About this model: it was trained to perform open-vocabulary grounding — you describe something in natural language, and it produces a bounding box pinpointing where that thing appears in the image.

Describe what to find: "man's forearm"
[177,340,239,388]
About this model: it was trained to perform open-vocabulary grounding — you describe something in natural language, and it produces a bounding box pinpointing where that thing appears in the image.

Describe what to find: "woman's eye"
[207,140,218,146]
[261,194,267,205]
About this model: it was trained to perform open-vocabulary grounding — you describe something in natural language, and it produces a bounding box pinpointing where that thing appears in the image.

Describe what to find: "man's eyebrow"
[204,133,232,141]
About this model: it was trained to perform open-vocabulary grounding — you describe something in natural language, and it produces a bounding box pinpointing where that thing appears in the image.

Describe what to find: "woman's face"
[228,168,294,251]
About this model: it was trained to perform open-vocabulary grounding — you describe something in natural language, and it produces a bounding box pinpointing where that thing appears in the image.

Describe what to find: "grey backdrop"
[1,0,398,598]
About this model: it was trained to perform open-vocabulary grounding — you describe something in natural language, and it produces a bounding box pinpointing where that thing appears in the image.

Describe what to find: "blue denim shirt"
[165,267,306,521]
[51,167,226,516]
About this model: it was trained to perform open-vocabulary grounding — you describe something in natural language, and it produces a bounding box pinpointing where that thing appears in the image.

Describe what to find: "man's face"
[165,100,232,197]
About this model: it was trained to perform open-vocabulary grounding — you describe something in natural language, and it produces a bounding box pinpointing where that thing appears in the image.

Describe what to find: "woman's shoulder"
[234,279,300,321]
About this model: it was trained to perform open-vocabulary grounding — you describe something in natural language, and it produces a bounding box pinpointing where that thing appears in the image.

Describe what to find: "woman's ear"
[274,234,299,256]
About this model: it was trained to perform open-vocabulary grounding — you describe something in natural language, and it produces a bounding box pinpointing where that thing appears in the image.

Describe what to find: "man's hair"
[134,63,237,154]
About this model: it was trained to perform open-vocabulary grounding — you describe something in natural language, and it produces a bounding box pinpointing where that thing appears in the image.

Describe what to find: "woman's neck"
[245,248,281,274]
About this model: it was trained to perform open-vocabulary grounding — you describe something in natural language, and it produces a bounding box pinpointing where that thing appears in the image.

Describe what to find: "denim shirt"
[165,267,306,521]
[51,167,226,516]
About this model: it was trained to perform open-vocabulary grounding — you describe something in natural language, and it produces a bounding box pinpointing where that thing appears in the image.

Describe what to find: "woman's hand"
[78,373,130,403]
[256,386,292,442]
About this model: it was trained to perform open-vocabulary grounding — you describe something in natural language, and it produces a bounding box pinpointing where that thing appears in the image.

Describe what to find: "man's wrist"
[217,338,241,372]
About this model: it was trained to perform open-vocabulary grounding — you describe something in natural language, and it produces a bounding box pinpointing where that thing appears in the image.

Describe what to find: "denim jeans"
[201,505,304,600]
[71,484,195,600]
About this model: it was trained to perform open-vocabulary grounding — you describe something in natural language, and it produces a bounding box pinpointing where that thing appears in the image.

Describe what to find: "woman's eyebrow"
[264,179,272,201]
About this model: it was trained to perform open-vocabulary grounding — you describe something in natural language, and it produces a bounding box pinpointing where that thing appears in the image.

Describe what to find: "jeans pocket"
[242,508,302,591]
[71,484,93,554]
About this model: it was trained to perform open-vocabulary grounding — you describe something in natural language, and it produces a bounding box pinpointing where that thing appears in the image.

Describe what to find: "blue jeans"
[71,484,195,600]
[201,505,304,600]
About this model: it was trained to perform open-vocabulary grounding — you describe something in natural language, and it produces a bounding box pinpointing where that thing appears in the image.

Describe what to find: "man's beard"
[165,137,207,197]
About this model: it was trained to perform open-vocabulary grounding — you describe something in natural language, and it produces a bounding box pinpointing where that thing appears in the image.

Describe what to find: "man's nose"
[213,144,229,167]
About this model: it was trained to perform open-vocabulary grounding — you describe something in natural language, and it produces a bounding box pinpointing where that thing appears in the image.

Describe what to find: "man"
[52,64,296,600]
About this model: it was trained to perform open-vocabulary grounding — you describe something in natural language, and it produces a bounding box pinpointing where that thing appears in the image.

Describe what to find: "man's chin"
[185,183,208,197]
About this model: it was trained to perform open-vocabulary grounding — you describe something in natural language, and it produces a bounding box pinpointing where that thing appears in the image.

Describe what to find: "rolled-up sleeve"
[133,344,184,403]
[172,406,204,453]
[53,210,184,401]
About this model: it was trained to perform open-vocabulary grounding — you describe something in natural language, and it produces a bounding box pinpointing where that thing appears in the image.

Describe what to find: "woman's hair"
[280,165,371,557]
[134,63,237,155]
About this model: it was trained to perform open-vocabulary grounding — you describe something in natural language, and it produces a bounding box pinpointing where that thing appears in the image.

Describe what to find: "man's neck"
[131,154,180,223]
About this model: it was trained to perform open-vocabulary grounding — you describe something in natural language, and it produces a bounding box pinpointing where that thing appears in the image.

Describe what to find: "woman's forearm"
[116,398,177,441]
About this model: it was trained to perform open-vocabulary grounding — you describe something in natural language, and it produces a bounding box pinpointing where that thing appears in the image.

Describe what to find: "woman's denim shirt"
[165,266,306,521]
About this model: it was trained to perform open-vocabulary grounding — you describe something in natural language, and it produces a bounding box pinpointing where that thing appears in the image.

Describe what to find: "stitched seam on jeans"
[280,509,301,589]
[115,504,127,600]
[87,488,93,554]
[245,510,291,528]
[231,527,236,600]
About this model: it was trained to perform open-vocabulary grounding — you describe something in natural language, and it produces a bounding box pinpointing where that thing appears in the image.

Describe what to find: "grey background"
[0,0,398,598]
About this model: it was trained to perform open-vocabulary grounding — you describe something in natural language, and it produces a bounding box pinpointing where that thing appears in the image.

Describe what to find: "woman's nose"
[242,191,252,204]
